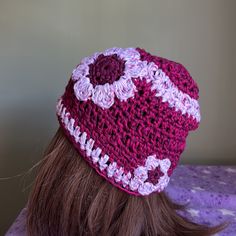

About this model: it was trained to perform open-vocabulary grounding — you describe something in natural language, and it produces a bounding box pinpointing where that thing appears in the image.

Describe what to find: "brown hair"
[26,127,230,236]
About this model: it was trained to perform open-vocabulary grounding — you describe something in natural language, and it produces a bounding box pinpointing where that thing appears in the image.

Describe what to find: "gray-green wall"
[1,0,236,234]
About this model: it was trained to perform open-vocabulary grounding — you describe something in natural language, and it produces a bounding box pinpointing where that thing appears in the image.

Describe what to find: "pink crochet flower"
[72,47,147,109]
[128,155,171,195]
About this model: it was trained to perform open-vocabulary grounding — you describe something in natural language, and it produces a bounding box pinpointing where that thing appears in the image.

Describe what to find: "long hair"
[26,127,229,236]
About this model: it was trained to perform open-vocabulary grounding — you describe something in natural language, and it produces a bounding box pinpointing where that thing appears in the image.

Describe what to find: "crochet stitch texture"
[56,47,201,196]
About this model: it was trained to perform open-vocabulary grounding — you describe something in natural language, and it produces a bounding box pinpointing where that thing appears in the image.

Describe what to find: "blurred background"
[0,0,235,234]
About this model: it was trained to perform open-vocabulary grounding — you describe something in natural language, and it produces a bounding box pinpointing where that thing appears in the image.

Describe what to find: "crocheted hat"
[56,47,201,196]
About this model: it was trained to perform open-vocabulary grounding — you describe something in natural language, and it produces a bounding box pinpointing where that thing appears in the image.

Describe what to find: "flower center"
[89,54,125,86]
[147,166,164,185]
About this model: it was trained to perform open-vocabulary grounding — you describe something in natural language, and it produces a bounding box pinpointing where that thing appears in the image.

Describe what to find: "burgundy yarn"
[56,47,201,196]
[148,166,164,185]
[61,77,193,176]
[88,54,125,86]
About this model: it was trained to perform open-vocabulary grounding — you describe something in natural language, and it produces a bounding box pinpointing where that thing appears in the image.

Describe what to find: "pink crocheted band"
[56,47,201,196]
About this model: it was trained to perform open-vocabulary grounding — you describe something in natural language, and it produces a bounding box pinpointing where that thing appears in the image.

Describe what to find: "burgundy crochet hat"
[56,47,201,196]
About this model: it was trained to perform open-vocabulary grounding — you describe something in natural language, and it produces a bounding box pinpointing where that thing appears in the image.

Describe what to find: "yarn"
[56,47,201,196]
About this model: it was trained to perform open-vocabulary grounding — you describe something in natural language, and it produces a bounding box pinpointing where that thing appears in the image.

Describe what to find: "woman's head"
[27,47,229,235]
[27,127,229,235]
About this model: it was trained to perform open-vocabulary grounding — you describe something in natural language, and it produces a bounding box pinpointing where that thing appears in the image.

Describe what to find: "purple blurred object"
[5,164,236,235]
